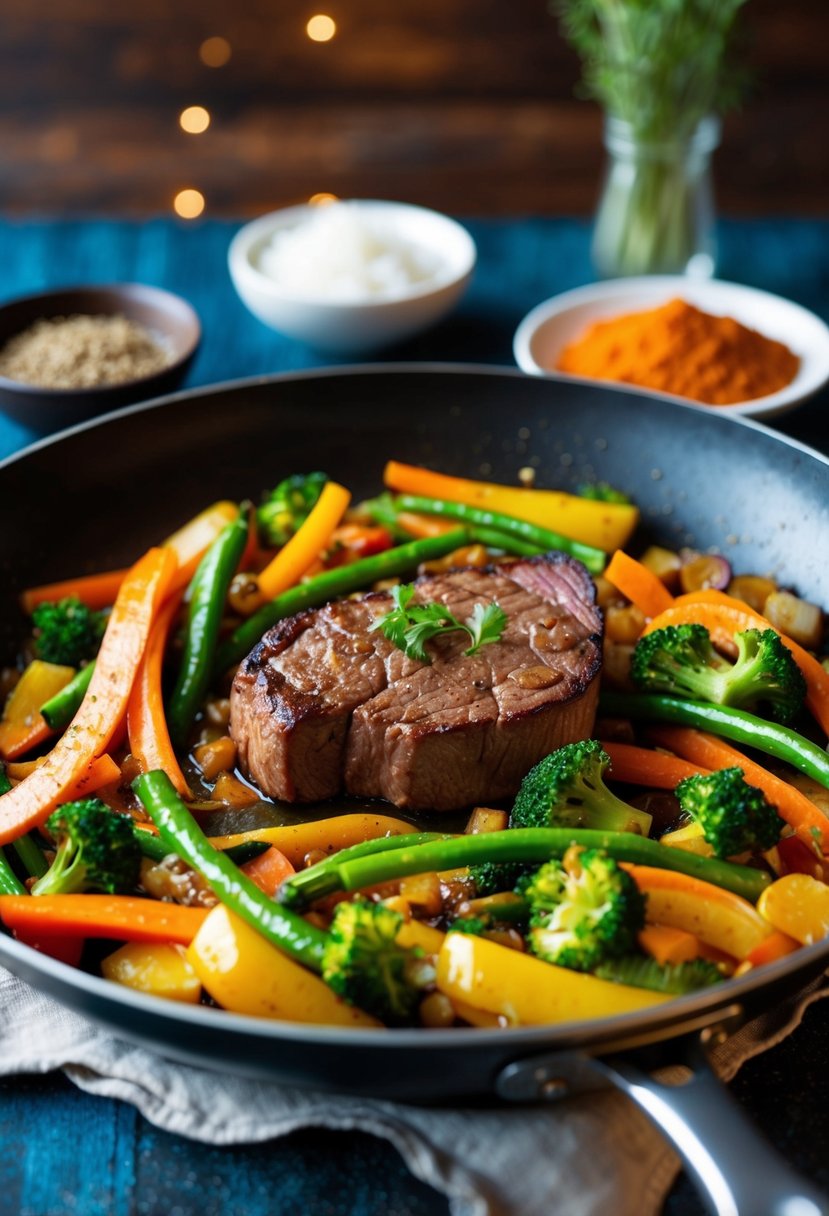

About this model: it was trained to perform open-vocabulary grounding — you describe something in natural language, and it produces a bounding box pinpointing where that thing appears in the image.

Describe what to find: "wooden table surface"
[1,0,826,218]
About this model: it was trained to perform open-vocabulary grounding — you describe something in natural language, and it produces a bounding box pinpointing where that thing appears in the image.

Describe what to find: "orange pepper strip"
[257,481,351,601]
[622,863,773,959]
[19,501,239,614]
[604,550,675,619]
[394,511,458,540]
[602,740,709,789]
[646,724,829,853]
[0,894,207,944]
[643,588,829,738]
[0,548,176,845]
[127,592,190,798]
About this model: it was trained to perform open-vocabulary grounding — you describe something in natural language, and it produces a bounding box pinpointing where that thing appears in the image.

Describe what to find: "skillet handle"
[597,1037,828,1216]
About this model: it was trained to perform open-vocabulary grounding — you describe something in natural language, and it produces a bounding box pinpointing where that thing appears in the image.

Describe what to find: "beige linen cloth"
[0,964,826,1216]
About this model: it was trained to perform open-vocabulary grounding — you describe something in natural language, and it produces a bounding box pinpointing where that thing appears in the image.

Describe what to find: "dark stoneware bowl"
[0,283,201,432]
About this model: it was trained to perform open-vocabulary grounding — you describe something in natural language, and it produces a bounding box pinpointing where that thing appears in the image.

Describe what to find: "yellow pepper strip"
[623,864,772,960]
[383,460,639,552]
[208,811,416,868]
[257,481,351,602]
[187,903,380,1027]
[102,942,202,1004]
[396,918,445,955]
[164,500,241,594]
[0,660,76,761]
[436,932,669,1025]
[757,873,829,945]
[659,822,714,858]
[450,997,504,1029]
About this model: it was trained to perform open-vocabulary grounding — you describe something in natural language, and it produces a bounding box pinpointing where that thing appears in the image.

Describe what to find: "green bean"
[168,511,250,749]
[10,833,48,879]
[135,828,269,868]
[601,692,829,790]
[393,494,608,574]
[363,493,543,557]
[0,849,26,896]
[279,826,770,908]
[133,771,328,971]
[281,831,452,905]
[40,662,95,730]
[215,528,470,672]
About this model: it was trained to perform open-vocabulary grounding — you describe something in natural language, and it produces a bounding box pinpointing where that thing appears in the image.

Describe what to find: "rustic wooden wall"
[0,0,826,216]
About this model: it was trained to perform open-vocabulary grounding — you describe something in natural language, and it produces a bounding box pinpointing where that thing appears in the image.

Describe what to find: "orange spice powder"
[555,298,800,406]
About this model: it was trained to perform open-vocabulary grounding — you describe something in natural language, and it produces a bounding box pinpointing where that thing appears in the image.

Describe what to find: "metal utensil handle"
[598,1044,828,1216]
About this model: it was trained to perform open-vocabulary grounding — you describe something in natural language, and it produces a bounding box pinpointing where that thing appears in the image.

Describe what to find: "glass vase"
[591,114,720,280]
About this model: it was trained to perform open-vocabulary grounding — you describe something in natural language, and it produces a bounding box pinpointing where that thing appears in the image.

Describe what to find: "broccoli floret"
[31,798,141,896]
[577,482,632,505]
[321,898,433,1024]
[447,916,488,936]
[631,624,806,724]
[510,740,653,836]
[32,597,107,667]
[257,472,328,547]
[468,860,533,897]
[675,767,783,859]
[594,955,724,994]
[525,848,645,972]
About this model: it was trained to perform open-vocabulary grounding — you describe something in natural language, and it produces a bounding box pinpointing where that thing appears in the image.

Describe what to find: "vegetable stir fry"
[2,460,829,1030]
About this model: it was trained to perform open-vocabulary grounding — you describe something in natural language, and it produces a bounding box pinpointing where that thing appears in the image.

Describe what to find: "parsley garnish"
[371,583,507,664]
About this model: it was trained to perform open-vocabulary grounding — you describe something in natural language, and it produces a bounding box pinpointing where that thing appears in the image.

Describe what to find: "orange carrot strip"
[602,740,710,789]
[240,846,296,897]
[64,754,122,800]
[383,460,639,551]
[0,894,207,944]
[646,724,829,852]
[643,588,829,738]
[257,481,351,601]
[744,929,800,968]
[20,501,239,615]
[604,550,675,619]
[638,923,704,965]
[127,592,190,798]
[0,548,176,845]
[20,570,129,614]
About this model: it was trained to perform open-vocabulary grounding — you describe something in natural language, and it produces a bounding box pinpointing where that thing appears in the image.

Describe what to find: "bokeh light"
[308,192,339,205]
[174,189,206,219]
[306,14,336,42]
[199,37,232,67]
[179,106,211,135]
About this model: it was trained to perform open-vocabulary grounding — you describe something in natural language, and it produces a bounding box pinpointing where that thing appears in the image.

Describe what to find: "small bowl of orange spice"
[513,276,829,418]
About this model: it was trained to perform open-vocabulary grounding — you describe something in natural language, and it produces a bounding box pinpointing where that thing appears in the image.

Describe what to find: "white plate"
[513,276,829,419]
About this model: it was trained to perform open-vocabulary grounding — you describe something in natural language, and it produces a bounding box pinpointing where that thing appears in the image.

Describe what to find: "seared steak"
[230,554,602,811]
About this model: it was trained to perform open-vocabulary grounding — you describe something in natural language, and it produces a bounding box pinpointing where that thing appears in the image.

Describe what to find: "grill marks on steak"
[230,554,603,811]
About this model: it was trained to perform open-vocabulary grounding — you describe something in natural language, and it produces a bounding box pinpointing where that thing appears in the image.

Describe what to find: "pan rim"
[2,364,828,1060]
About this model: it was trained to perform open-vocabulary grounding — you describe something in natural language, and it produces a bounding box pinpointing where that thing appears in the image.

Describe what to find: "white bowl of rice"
[228,200,476,354]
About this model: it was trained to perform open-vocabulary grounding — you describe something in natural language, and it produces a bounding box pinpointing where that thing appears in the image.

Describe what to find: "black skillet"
[1,366,828,1216]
